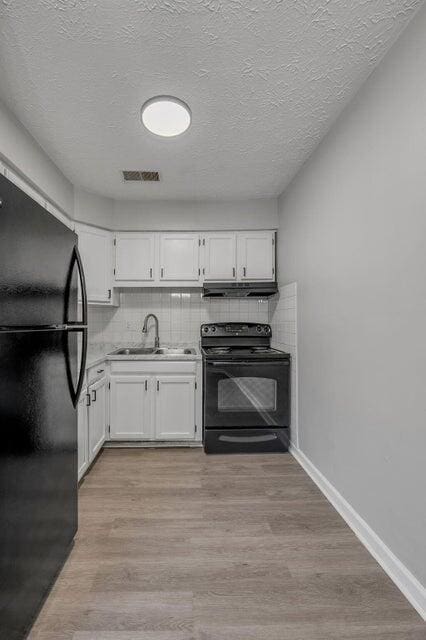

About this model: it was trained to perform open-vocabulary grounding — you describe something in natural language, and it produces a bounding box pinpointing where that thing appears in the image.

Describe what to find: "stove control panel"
[201,323,271,337]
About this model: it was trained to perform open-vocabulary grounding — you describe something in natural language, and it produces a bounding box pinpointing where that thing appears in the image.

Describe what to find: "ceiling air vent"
[122,170,160,182]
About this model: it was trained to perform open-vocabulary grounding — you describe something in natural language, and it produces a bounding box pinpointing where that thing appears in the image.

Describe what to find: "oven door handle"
[207,360,289,366]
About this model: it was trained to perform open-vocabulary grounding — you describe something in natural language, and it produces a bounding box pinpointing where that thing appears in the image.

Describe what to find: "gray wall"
[112,198,278,231]
[276,6,426,585]
[74,191,278,231]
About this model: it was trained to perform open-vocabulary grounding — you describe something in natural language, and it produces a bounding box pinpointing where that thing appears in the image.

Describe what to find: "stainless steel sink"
[110,347,156,355]
[109,346,196,356]
[154,347,195,355]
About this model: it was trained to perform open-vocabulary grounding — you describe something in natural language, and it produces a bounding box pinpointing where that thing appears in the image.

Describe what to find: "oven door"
[204,359,290,429]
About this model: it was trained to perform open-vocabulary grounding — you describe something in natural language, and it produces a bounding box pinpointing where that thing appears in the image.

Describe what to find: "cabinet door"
[155,376,195,440]
[77,225,113,301]
[77,390,89,481]
[202,233,236,281]
[237,231,275,281]
[109,375,152,440]
[88,377,106,460]
[115,233,156,281]
[159,234,200,281]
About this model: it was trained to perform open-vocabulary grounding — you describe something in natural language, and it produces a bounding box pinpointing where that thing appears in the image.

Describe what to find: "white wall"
[0,98,74,216]
[74,188,114,228]
[276,5,426,588]
[112,198,278,231]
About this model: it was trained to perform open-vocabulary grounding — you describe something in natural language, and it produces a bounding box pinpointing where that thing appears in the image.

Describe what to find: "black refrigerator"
[0,173,88,640]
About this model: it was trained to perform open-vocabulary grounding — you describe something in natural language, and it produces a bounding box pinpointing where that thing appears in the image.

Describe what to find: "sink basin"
[154,348,195,355]
[110,347,156,355]
[109,347,196,356]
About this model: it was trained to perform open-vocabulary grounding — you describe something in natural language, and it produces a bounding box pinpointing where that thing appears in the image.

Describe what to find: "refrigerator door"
[0,174,88,407]
[0,329,77,640]
[0,173,78,327]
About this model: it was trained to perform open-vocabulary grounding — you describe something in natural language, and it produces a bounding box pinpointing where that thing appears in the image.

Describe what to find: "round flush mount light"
[141,96,191,137]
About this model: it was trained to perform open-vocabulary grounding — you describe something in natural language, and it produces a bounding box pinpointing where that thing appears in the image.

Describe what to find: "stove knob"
[211,326,216,333]
[203,326,209,333]
[256,325,262,333]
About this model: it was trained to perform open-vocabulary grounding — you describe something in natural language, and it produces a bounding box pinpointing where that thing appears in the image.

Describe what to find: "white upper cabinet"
[202,233,237,281]
[76,225,276,291]
[237,231,275,281]
[115,233,156,282]
[77,223,114,303]
[159,233,200,282]
[154,375,196,440]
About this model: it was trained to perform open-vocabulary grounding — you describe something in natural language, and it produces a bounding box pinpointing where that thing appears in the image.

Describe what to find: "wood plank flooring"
[28,449,425,640]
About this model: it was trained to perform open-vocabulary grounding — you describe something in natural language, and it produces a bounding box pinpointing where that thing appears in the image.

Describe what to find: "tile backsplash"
[88,289,269,347]
[269,282,298,445]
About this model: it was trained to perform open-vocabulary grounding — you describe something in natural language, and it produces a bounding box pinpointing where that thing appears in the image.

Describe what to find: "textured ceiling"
[0,0,421,201]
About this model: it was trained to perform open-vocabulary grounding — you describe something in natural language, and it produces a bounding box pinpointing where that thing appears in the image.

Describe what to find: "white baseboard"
[290,444,426,621]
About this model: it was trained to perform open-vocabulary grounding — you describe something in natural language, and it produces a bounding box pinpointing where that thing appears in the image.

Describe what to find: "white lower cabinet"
[88,376,107,460]
[154,376,196,440]
[108,362,199,442]
[77,375,107,481]
[77,389,89,481]
[110,375,152,440]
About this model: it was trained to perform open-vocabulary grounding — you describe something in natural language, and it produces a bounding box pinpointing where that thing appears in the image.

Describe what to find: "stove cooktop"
[201,345,290,361]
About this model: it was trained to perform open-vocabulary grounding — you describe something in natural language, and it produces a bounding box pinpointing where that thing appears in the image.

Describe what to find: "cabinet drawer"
[87,362,107,385]
[110,360,197,375]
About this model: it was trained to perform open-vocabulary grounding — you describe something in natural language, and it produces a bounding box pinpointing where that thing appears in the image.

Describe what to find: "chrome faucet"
[142,313,160,349]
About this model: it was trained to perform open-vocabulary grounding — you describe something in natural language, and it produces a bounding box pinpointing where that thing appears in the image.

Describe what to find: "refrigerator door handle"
[0,323,88,333]
[0,324,67,333]
[72,325,88,408]
[65,245,88,407]
[65,245,88,327]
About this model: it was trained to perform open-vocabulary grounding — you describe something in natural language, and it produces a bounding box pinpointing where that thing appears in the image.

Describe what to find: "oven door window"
[218,377,277,412]
[204,360,290,429]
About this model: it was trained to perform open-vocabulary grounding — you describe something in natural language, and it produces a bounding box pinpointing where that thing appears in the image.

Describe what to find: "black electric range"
[201,323,291,454]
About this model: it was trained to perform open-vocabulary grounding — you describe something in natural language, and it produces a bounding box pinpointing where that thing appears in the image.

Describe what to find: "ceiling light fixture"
[141,96,191,137]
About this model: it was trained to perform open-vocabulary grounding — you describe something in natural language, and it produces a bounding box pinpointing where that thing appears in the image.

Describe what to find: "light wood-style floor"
[29,448,424,640]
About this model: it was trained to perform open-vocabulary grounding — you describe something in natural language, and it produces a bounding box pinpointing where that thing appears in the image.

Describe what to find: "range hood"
[202,282,278,298]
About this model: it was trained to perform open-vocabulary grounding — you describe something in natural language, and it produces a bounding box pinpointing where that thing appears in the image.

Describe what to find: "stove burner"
[208,347,231,354]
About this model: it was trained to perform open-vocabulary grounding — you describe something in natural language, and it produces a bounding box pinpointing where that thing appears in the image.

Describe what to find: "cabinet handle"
[157,380,159,392]
[243,267,246,277]
[198,268,200,276]
[161,267,164,278]
[149,267,153,278]
[97,369,104,374]
[108,289,111,299]
[91,389,97,402]
[203,267,205,275]
[86,393,91,407]
[232,267,236,278]
[145,380,148,391]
